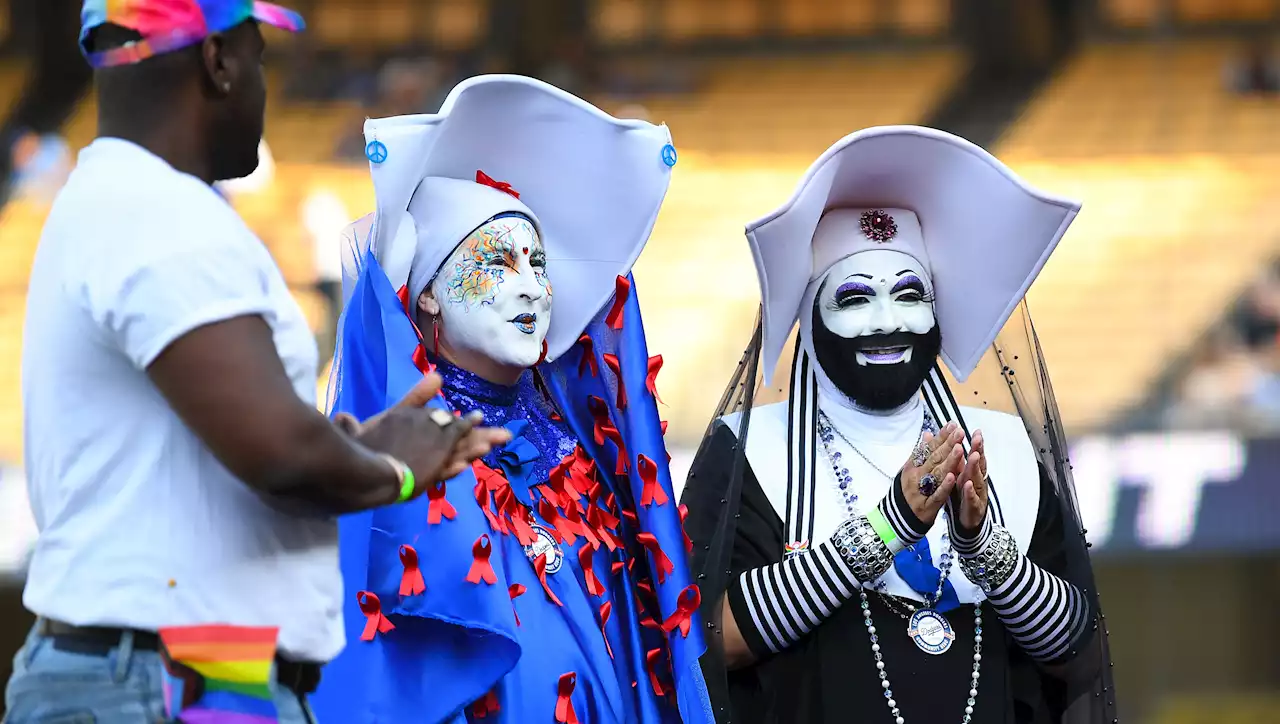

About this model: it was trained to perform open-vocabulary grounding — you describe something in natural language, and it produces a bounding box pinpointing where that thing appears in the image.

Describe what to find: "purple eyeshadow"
[891,275,925,294]
[835,282,876,297]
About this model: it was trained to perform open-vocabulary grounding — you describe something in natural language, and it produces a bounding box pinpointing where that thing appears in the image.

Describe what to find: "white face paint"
[816,249,935,366]
[432,215,552,370]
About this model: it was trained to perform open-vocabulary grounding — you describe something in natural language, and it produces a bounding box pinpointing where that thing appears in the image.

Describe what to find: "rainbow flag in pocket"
[159,625,280,724]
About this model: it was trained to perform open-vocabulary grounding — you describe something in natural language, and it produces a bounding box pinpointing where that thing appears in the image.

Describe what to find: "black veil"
[682,301,1120,723]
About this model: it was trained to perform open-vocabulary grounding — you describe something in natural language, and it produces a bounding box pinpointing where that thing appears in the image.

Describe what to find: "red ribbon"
[474,478,504,533]
[357,591,395,641]
[476,169,520,199]
[398,545,426,597]
[576,334,598,377]
[538,482,564,510]
[660,420,669,436]
[611,559,625,576]
[579,544,605,596]
[471,690,501,718]
[678,503,694,553]
[538,497,577,545]
[587,396,612,446]
[637,454,668,508]
[536,339,548,366]
[535,552,563,607]
[508,504,539,547]
[636,532,674,584]
[599,601,614,659]
[646,354,664,404]
[466,535,497,585]
[555,672,580,724]
[589,506,618,552]
[394,285,435,374]
[509,583,527,626]
[604,276,631,330]
[426,480,457,525]
[636,579,656,604]
[645,648,667,696]
[662,585,702,638]
[602,353,627,410]
[565,500,599,550]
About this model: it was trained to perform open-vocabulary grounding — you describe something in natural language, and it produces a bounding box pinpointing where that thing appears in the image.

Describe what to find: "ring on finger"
[428,408,455,427]
[912,440,929,467]
[918,473,939,497]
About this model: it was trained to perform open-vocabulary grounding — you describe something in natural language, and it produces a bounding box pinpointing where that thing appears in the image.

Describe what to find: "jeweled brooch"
[859,209,897,243]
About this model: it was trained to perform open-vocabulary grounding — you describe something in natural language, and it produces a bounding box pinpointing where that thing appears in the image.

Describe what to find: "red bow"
[646,355,664,404]
[535,552,563,607]
[636,532,674,584]
[637,454,668,508]
[576,334,598,377]
[466,535,497,585]
[579,544,605,596]
[602,353,627,410]
[509,583,527,626]
[605,275,631,330]
[662,585,702,638]
[357,591,395,641]
[555,673,580,724]
[398,545,426,597]
[471,690,501,718]
[426,480,457,525]
[598,600,614,659]
[476,169,520,199]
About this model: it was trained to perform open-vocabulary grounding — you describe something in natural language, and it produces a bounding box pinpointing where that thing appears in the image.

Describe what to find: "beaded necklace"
[816,408,984,724]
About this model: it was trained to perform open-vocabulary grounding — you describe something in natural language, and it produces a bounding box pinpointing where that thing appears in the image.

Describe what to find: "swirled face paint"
[433,214,552,369]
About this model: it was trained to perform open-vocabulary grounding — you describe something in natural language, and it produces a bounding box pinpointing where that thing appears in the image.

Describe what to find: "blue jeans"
[4,624,317,723]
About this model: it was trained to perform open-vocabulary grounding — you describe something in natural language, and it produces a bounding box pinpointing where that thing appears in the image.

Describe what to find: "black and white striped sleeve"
[724,537,861,657]
[724,477,929,658]
[951,473,1093,664]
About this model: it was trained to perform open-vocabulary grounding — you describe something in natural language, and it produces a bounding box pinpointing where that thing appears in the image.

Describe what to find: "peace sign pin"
[661,143,677,168]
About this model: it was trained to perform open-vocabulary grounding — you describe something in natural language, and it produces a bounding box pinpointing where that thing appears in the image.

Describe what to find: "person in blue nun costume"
[310,75,714,724]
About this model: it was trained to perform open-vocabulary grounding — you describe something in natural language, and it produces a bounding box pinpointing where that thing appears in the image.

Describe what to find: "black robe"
[682,421,1083,724]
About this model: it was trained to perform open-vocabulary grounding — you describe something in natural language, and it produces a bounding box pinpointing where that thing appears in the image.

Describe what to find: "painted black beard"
[809,302,943,411]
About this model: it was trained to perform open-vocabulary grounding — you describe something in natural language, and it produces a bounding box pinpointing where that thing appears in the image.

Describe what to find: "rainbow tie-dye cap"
[80,0,304,68]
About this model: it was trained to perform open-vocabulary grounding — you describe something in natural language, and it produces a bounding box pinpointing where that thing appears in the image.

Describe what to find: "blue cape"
[310,249,712,724]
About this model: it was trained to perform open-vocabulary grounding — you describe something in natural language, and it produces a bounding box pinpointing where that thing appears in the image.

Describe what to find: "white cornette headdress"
[342,74,675,363]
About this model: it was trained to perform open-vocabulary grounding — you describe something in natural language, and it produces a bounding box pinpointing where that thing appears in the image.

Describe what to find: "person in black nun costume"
[680,126,1119,724]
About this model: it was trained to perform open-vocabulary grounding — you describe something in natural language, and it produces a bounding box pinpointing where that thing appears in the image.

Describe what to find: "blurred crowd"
[1163,259,1280,432]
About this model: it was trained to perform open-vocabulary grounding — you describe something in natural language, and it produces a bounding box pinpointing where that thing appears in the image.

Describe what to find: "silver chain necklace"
[816,410,983,724]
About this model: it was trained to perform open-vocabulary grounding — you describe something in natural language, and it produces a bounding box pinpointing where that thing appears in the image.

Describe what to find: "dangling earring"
[432,318,441,357]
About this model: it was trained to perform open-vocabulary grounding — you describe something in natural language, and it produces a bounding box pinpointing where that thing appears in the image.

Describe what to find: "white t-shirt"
[21,138,343,662]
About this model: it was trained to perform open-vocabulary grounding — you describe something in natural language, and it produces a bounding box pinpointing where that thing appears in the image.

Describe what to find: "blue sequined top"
[434,355,579,490]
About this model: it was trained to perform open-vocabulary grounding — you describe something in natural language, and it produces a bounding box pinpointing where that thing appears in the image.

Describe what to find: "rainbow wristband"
[866,507,904,554]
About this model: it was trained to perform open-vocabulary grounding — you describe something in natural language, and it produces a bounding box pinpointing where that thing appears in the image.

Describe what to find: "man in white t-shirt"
[5,2,509,721]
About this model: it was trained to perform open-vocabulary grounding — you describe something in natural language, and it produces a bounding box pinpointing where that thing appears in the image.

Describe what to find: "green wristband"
[866,507,898,550]
[397,472,416,503]
[379,454,416,503]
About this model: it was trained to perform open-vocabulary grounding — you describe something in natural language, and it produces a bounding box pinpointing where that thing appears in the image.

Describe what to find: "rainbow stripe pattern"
[80,0,305,68]
[159,624,281,724]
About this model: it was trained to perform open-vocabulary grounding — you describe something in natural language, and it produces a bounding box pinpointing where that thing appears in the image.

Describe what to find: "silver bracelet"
[831,516,895,585]
[957,524,1020,592]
